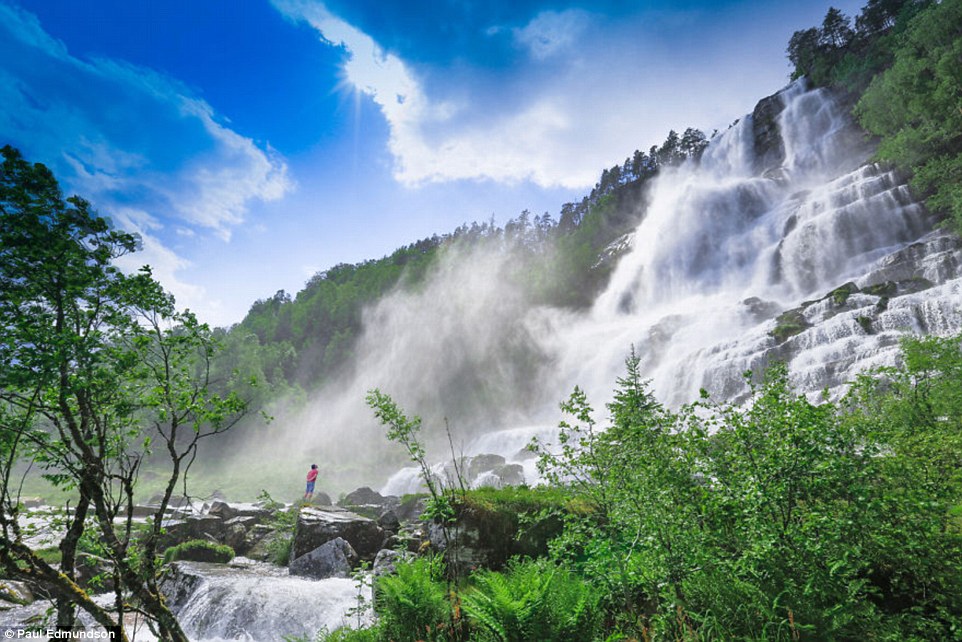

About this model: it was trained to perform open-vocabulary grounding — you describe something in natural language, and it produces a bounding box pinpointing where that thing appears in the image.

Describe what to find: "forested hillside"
[225,127,710,400]
[788,0,962,230]
[222,0,961,418]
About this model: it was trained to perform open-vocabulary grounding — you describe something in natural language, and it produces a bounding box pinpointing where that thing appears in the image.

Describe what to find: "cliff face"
[751,90,787,175]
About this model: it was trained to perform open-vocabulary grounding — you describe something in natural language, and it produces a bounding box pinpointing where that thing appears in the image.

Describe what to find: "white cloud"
[272,1,789,191]
[0,2,292,238]
[0,2,294,324]
[511,10,590,60]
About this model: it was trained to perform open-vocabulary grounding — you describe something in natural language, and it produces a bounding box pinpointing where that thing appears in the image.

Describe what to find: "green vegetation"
[162,540,235,564]
[770,309,809,342]
[334,331,962,640]
[0,145,246,641]
[787,0,962,233]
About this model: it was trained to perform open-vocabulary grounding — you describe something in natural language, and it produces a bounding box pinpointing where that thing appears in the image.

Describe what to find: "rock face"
[291,507,384,562]
[289,537,358,579]
[751,90,787,175]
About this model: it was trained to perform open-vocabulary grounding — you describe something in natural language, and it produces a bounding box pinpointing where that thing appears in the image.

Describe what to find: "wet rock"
[340,487,386,507]
[163,515,225,546]
[224,523,248,552]
[243,525,278,562]
[292,507,384,562]
[492,463,524,487]
[289,537,357,579]
[742,297,781,322]
[751,90,787,175]
[467,454,505,481]
[208,500,236,520]
[377,509,401,533]
[160,562,206,612]
[224,515,259,531]
[373,549,414,578]
[307,491,333,507]
[339,487,399,519]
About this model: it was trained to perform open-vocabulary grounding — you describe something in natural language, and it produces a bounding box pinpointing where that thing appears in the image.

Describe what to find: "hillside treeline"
[789,0,962,233]
[223,127,710,403]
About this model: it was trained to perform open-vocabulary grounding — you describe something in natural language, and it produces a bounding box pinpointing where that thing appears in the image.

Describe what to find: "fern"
[462,559,600,642]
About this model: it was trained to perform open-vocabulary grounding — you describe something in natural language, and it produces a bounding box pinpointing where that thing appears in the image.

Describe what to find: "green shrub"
[163,539,234,564]
[375,556,453,642]
[461,558,601,642]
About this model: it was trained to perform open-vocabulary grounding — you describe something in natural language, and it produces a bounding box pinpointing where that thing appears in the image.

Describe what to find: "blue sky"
[1,0,864,326]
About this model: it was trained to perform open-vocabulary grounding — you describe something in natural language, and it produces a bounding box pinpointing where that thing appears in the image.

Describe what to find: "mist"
[208,81,960,499]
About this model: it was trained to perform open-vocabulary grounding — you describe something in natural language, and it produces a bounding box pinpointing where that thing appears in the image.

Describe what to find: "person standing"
[304,464,319,501]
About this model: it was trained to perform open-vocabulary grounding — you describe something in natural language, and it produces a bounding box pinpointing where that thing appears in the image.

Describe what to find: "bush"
[163,539,234,564]
[462,558,601,642]
[375,556,453,642]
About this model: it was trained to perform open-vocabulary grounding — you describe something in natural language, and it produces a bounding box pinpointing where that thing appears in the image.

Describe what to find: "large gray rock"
[339,487,399,519]
[224,523,248,552]
[292,507,384,562]
[373,548,414,578]
[377,509,400,533]
[163,515,225,545]
[340,487,386,507]
[306,491,333,507]
[467,454,505,482]
[289,537,358,579]
[207,500,236,520]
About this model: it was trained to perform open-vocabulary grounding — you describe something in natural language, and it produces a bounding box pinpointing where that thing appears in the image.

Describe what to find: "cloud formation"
[511,9,590,60]
[272,1,797,190]
[0,2,291,313]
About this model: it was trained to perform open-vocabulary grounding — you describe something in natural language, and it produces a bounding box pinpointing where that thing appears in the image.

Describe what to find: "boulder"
[377,509,400,533]
[207,500,236,520]
[467,454,505,482]
[243,525,279,562]
[340,487,386,507]
[163,515,225,546]
[372,548,414,578]
[289,537,358,579]
[307,491,333,507]
[224,523,248,552]
[338,487,399,518]
[493,463,524,487]
[292,507,384,562]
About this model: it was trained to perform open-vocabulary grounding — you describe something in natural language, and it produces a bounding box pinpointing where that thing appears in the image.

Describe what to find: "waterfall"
[374,82,961,492]
[162,560,368,641]
[532,81,958,409]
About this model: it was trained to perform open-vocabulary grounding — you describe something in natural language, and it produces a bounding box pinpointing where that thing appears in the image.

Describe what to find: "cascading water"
[540,80,955,409]
[379,80,962,494]
[161,560,368,641]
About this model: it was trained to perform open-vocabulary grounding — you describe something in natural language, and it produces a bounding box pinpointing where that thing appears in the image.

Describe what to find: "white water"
[168,560,368,641]
[539,81,950,409]
[378,81,962,495]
